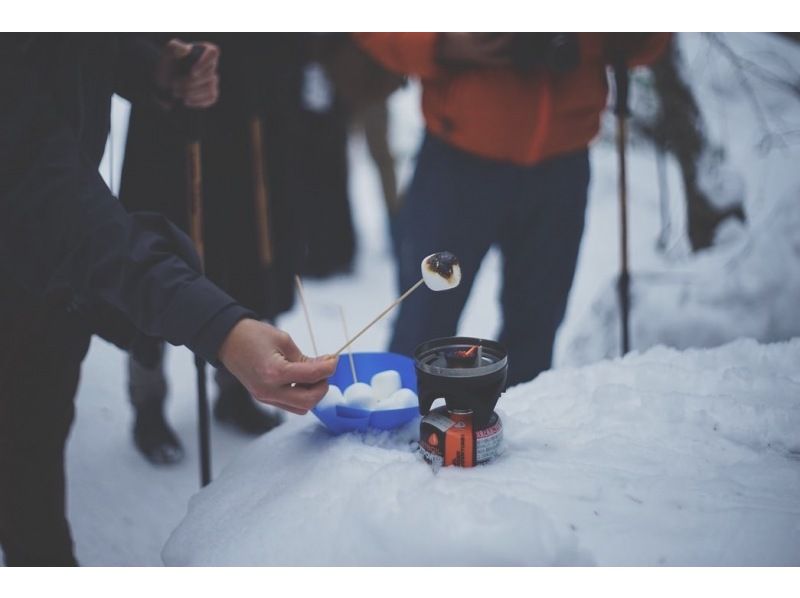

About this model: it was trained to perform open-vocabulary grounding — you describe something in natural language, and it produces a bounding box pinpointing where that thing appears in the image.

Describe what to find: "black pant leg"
[0,306,90,566]
[497,150,590,386]
[388,134,503,356]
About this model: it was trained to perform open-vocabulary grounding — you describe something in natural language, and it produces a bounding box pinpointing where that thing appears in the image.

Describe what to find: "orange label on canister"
[444,410,474,467]
[419,407,503,468]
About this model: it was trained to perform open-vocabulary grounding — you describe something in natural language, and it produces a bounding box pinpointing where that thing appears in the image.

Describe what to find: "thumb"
[274,328,306,363]
[284,355,339,385]
[166,38,193,60]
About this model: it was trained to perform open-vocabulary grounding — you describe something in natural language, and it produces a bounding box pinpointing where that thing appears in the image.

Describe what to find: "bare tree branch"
[704,33,792,153]
[644,40,746,251]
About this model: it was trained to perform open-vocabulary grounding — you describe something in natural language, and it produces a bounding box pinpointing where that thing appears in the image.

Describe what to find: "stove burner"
[444,345,479,368]
[413,337,508,428]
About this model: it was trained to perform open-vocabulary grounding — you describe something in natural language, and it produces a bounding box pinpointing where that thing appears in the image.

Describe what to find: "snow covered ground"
[162,338,800,566]
[3,33,797,566]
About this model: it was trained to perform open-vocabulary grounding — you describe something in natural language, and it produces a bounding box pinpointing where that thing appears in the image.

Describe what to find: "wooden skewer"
[338,306,358,384]
[295,275,318,357]
[334,278,425,357]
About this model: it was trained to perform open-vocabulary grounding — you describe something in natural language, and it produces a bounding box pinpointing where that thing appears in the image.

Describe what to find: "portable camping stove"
[413,337,508,468]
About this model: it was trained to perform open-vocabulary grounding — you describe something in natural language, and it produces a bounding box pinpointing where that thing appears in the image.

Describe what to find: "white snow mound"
[163,338,800,566]
[565,189,800,365]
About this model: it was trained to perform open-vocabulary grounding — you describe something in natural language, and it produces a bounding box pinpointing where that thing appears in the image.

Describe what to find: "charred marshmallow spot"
[422,252,461,291]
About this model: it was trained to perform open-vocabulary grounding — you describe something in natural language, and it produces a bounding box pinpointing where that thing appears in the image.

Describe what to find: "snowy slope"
[565,188,800,364]
[162,338,800,566]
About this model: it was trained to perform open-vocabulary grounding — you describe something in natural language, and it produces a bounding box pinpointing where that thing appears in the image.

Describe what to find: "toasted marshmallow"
[421,252,461,291]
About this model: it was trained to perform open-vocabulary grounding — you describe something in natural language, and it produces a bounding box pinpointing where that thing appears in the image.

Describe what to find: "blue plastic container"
[311,352,419,434]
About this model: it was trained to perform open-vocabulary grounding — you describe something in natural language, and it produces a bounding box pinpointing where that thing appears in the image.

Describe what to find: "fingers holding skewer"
[224,252,461,412]
[218,319,337,415]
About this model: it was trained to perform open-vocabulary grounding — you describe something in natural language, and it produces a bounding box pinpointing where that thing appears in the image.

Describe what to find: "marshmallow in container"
[315,370,419,412]
[343,382,376,409]
[384,387,418,409]
[421,252,461,291]
[316,384,344,410]
[370,370,402,400]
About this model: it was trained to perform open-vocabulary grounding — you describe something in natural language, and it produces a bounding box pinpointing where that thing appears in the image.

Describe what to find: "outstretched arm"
[0,35,336,409]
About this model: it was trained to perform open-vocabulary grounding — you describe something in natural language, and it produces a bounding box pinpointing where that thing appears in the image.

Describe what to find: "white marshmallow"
[421,252,461,291]
[384,388,419,409]
[370,370,402,401]
[316,384,343,410]
[343,382,376,409]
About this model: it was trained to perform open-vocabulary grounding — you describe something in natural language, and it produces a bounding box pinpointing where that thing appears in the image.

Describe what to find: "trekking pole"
[249,114,280,321]
[613,55,632,356]
[179,44,213,487]
[250,116,273,267]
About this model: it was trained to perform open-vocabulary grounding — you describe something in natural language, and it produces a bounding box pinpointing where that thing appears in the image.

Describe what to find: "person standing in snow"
[120,34,313,464]
[355,33,671,386]
[0,33,337,566]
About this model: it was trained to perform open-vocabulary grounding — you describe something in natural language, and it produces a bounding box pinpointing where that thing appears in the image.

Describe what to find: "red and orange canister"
[419,406,503,468]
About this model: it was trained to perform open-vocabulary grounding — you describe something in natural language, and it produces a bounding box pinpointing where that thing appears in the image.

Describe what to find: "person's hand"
[154,38,220,109]
[436,33,514,68]
[218,319,338,415]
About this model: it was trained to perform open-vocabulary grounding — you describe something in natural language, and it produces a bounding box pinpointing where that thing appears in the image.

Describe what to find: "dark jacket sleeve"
[0,40,251,364]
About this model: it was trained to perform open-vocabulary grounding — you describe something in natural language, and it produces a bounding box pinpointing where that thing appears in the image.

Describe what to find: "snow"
[564,189,800,364]
[3,33,797,566]
[162,338,800,566]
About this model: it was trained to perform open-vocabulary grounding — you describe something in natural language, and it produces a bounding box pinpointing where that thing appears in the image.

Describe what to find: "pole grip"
[177,44,205,76]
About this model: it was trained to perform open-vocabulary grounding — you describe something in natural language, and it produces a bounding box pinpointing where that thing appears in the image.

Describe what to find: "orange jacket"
[354,33,671,165]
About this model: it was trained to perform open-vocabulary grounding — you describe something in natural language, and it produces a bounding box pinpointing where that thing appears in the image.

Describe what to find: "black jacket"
[120,33,306,320]
[0,33,252,363]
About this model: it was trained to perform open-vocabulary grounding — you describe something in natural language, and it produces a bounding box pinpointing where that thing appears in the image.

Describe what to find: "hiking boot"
[132,404,185,465]
[128,350,183,465]
[213,368,283,436]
